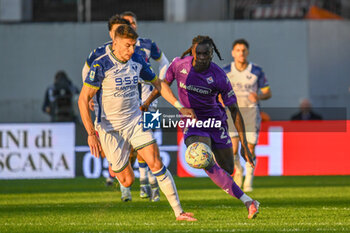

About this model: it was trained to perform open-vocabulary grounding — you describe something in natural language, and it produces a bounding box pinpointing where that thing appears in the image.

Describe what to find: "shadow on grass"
[0,176,349,194]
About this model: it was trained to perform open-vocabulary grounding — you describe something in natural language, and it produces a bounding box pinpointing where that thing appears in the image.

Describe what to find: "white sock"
[138,161,149,185]
[239,193,253,204]
[233,154,243,188]
[243,161,255,190]
[154,166,183,217]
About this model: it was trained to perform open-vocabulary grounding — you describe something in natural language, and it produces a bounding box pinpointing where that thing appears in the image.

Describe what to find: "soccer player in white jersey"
[81,15,137,201]
[121,11,169,201]
[222,39,271,192]
[79,25,197,221]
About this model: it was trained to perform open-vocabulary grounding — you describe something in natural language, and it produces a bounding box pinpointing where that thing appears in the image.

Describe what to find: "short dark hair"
[120,11,137,20]
[232,39,249,50]
[108,14,130,31]
[114,24,138,40]
[181,35,223,60]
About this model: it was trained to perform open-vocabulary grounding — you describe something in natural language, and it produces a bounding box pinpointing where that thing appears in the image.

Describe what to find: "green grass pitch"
[1,176,350,232]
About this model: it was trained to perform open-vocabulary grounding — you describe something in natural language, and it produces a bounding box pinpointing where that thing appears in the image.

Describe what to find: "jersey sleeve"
[83,61,104,90]
[165,57,179,84]
[85,50,98,68]
[257,68,269,89]
[81,62,90,83]
[150,41,162,61]
[217,71,237,106]
[85,43,110,68]
[138,55,157,82]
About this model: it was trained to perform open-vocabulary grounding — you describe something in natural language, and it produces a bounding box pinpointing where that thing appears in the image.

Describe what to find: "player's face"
[123,16,137,31]
[192,43,213,72]
[232,43,249,64]
[109,23,122,40]
[113,37,136,62]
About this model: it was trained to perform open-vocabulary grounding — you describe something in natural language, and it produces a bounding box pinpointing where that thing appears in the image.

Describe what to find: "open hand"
[88,134,102,158]
[248,92,258,103]
[240,146,255,168]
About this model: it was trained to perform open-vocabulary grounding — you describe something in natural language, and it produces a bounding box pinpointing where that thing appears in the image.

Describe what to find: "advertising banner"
[75,129,178,178]
[177,120,350,177]
[0,123,75,179]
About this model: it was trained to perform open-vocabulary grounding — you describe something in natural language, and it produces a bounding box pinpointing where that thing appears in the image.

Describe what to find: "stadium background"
[0,0,350,179]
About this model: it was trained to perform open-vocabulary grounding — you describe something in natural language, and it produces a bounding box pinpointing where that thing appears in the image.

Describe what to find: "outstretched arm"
[151,78,196,119]
[227,103,255,168]
[141,79,173,112]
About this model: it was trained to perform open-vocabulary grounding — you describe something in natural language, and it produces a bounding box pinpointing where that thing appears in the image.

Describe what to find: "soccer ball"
[185,142,213,169]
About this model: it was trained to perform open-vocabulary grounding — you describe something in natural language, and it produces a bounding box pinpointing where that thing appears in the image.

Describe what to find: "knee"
[119,176,135,188]
[148,158,163,173]
[224,166,234,175]
[218,162,233,175]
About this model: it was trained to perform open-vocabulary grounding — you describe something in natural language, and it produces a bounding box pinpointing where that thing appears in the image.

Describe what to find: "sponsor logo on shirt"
[179,82,212,95]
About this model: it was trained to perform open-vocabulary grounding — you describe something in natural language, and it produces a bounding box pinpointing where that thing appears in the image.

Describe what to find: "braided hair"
[181,35,223,60]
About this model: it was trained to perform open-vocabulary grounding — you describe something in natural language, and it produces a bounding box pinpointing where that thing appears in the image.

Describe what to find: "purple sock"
[205,163,244,199]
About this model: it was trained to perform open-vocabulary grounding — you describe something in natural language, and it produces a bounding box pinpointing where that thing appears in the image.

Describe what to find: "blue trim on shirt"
[96,89,102,123]
[222,64,231,74]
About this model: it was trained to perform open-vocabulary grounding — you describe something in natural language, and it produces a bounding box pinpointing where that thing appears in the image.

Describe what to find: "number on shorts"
[219,127,227,139]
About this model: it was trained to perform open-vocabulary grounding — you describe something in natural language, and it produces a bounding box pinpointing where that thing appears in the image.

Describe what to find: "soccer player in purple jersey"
[144,35,260,219]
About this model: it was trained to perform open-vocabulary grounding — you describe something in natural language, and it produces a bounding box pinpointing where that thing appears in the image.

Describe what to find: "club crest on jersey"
[89,71,95,81]
[180,69,188,75]
[246,75,252,80]
[132,64,138,71]
[206,76,214,84]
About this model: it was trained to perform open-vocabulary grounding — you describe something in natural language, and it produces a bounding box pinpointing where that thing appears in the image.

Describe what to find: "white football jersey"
[81,42,112,121]
[223,62,269,108]
[84,49,156,131]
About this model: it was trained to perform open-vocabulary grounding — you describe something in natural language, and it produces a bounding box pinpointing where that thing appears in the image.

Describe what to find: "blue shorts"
[183,121,232,149]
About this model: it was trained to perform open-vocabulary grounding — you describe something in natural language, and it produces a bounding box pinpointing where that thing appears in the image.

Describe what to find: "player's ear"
[109,30,114,40]
[209,47,214,59]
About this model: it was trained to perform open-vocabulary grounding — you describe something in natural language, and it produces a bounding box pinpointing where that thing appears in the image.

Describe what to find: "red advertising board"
[177,120,350,177]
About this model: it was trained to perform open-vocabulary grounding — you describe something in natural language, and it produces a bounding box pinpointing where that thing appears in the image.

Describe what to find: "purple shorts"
[183,121,232,149]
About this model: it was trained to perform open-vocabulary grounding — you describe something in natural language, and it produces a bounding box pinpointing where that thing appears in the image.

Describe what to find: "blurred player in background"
[121,11,169,202]
[79,24,197,221]
[222,39,271,192]
[144,35,260,219]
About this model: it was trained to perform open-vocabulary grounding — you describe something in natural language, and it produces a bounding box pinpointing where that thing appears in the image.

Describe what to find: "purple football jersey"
[166,56,237,121]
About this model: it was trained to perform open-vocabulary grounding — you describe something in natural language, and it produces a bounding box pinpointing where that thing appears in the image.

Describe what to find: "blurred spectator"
[290,98,322,121]
[42,71,79,122]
